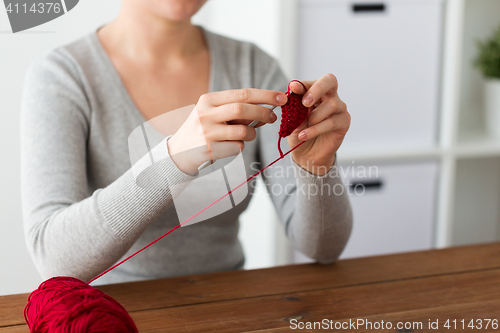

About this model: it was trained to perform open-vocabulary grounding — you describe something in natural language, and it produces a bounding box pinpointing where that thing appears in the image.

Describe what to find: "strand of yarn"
[87,140,305,285]
[278,80,309,157]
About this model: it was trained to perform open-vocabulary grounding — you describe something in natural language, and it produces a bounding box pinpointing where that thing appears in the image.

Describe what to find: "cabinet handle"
[352,3,386,13]
[350,180,383,191]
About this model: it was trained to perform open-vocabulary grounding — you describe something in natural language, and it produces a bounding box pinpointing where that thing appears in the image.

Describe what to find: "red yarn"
[278,80,309,157]
[88,139,305,284]
[24,141,306,333]
[24,277,137,333]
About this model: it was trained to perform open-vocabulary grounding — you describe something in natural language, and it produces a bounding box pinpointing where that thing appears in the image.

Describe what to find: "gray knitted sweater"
[20,28,352,285]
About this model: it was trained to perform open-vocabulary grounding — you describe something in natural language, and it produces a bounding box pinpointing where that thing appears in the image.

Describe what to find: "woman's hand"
[168,89,287,175]
[288,74,350,176]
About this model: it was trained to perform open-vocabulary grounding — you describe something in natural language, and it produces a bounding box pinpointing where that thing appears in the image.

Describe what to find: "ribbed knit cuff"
[290,154,342,180]
[98,137,196,239]
[290,154,347,200]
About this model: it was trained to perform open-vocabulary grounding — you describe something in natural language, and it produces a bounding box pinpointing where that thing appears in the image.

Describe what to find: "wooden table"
[1,243,500,332]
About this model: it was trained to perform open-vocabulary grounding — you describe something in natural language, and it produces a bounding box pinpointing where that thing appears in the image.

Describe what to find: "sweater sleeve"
[20,51,194,282]
[254,48,353,263]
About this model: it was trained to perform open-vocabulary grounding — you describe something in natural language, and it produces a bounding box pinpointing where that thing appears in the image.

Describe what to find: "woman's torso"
[61,28,276,284]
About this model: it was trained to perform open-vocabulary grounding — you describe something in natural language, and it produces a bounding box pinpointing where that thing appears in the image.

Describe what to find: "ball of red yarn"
[24,277,138,333]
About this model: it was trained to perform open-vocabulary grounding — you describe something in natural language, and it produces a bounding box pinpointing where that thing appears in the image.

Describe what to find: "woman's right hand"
[167,88,287,175]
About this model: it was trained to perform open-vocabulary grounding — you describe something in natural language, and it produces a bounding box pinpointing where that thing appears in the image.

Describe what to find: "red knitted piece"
[278,80,309,157]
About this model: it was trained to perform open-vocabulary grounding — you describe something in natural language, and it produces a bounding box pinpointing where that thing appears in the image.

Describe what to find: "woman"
[20,0,352,284]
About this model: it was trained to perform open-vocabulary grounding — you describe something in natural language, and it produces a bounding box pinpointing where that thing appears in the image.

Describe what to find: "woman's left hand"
[287,74,351,176]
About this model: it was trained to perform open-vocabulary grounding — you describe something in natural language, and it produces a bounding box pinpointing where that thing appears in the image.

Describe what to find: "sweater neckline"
[88,26,216,125]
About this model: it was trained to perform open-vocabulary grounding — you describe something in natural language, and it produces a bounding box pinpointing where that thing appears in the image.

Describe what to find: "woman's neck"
[98,3,206,65]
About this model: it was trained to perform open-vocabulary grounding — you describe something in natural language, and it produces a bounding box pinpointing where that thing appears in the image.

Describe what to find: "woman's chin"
[140,0,208,22]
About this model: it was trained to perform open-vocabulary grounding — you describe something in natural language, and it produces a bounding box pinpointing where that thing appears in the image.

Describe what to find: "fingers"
[289,80,314,95]
[298,112,350,141]
[307,97,347,126]
[207,124,258,142]
[199,88,287,107]
[214,103,278,124]
[229,119,266,128]
[208,141,245,160]
[224,125,258,142]
[290,74,339,108]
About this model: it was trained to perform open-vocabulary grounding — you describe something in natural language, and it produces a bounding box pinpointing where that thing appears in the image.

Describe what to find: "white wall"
[0,0,122,295]
[193,0,281,58]
[0,0,285,295]
[453,157,500,245]
[458,0,500,137]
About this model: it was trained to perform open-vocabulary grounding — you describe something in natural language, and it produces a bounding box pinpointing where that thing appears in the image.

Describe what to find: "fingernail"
[270,112,277,122]
[298,130,307,141]
[276,93,287,104]
[303,93,313,107]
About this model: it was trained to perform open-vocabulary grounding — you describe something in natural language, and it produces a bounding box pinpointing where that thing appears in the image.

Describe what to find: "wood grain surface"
[1,242,499,332]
